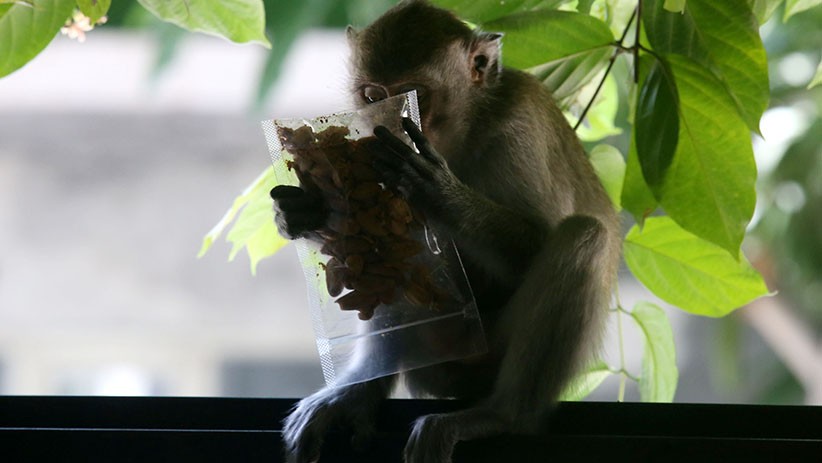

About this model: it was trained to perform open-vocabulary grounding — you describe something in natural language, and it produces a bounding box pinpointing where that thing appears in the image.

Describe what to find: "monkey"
[269,1,621,461]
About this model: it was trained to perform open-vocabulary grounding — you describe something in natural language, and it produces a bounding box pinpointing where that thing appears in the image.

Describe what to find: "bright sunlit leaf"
[664,0,687,12]
[485,9,614,70]
[621,137,658,225]
[77,0,110,23]
[747,0,784,24]
[589,144,625,210]
[624,216,770,317]
[244,216,287,275]
[199,166,287,274]
[432,0,566,23]
[532,45,612,106]
[643,0,768,133]
[632,301,678,402]
[567,73,622,141]
[659,55,758,255]
[784,0,822,21]
[0,0,75,78]
[560,361,612,401]
[137,0,270,47]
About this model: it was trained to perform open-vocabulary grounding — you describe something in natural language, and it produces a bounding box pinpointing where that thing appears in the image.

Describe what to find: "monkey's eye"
[362,86,388,104]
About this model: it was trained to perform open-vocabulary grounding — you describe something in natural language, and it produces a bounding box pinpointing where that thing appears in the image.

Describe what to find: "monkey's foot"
[404,408,509,463]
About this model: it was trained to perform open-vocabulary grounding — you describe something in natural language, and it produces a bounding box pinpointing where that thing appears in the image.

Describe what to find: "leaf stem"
[616,302,628,402]
[573,6,639,132]
[634,1,641,83]
[619,8,638,43]
[572,50,620,131]
[617,368,640,382]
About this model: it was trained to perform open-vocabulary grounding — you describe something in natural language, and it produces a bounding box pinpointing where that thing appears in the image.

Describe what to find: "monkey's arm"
[374,118,548,278]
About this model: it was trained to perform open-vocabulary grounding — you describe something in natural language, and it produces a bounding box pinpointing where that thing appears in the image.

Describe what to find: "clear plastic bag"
[261,92,486,387]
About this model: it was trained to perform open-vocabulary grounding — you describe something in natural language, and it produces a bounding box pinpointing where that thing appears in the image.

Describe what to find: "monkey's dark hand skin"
[270,185,328,240]
[373,118,464,219]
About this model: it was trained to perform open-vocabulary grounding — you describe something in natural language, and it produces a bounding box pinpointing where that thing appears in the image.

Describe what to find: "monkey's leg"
[404,215,612,463]
[283,374,394,463]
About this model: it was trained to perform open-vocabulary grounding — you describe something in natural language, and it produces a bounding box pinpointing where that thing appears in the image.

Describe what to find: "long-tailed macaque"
[270,1,621,461]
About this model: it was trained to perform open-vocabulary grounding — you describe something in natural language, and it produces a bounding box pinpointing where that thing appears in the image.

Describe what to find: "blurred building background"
[0,2,820,404]
[0,26,350,397]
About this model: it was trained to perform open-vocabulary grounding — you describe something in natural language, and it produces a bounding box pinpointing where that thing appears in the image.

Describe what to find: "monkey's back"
[459,68,618,236]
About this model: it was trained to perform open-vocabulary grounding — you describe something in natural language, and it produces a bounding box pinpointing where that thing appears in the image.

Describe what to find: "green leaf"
[137,0,270,47]
[588,0,636,37]
[225,181,278,261]
[664,0,687,12]
[784,0,822,20]
[621,137,658,224]
[577,0,596,14]
[658,55,758,254]
[530,45,612,105]
[432,0,565,23]
[621,56,658,223]
[0,0,75,78]
[199,167,287,273]
[634,56,679,192]
[485,10,614,70]
[747,0,784,24]
[631,302,678,402]
[244,215,287,275]
[566,72,622,140]
[808,57,822,89]
[643,0,769,133]
[560,361,612,401]
[77,0,111,23]
[623,216,770,317]
[588,144,625,210]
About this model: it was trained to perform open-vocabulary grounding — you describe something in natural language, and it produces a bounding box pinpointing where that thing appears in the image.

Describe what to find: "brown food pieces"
[278,124,451,320]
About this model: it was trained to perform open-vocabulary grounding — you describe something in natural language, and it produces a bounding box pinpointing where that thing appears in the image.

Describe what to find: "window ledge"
[1,396,821,462]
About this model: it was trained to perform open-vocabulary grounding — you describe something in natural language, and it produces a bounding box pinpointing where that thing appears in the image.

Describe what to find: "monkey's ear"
[469,32,503,85]
[346,26,359,45]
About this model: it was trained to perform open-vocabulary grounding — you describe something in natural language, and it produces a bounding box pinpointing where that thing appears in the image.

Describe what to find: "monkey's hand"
[283,384,381,463]
[373,118,463,218]
[270,185,328,240]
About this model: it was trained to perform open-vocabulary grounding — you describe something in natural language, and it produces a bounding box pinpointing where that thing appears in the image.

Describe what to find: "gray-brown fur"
[276,1,621,461]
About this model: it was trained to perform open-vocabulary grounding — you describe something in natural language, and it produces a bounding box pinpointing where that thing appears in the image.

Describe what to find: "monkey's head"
[347,0,502,160]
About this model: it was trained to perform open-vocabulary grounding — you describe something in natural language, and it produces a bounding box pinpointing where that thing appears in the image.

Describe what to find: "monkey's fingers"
[275,196,325,216]
[272,189,328,239]
[270,184,305,200]
[275,209,331,240]
[400,117,443,166]
[374,125,435,184]
[372,158,401,185]
[373,125,414,158]
[372,150,429,193]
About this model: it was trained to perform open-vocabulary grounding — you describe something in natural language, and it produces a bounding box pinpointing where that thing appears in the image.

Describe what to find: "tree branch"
[573,8,637,132]
[741,297,822,404]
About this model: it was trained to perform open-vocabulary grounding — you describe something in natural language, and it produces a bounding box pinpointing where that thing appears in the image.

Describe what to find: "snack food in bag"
[262,92,486,386]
